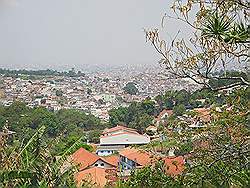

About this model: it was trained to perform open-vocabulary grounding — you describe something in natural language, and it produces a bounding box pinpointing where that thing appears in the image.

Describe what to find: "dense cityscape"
[0,66,200,121]
[0,0,249,188]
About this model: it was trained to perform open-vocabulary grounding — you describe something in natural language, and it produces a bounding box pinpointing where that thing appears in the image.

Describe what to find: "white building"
[97,125,150,156]
[100,132,150,145]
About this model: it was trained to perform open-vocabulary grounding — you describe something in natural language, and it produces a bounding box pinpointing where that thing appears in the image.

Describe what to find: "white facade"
[96,150,115,156]
[100,133,150,145]
[90,159,114,168]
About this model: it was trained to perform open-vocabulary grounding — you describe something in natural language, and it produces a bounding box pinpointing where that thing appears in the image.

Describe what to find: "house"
[194,108,211,123]
[118,148,156,171]
[76,167,107,187]
[75,167,118,187]
[100,132,150,146]
[146,125,157,133]
[101,125,138,136]
[71,148,116,170]
[119,148,185,177]
[96,145,125,156]
[97,125,150,156]
[163,156,185,176]
[155,109,173,126]
[188,108,211,128]
[71,148,119,187]
[102,155,119,168]
[145,125,159,140]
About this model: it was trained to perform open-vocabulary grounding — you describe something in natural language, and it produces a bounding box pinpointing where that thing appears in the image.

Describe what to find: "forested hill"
[0,102,104,155]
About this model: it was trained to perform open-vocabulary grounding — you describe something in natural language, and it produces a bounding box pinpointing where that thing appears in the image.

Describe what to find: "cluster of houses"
[70,126,185,187]
[0,66,201,121]
[65,107,212,187]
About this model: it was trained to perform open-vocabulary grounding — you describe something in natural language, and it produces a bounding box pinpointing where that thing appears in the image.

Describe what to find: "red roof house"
[163,156,185,176]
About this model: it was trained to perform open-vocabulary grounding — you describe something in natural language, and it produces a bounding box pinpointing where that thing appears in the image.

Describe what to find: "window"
[101,163,104,166]
[95,164,98,166]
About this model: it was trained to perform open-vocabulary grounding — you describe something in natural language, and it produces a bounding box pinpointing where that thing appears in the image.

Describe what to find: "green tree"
[55,89,63,97]
[0,126,77,187]
[141,99,157,116]
[87,130,101,144]
[108,107,128,126]
[128,113,153,133]
[173,104,186,116]
[145,0,249,91]
[123,82,138,95]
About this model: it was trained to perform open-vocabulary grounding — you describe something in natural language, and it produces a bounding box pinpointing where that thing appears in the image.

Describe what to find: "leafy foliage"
[0,102,105,155]
[123,82,139,95]
[145,0,249,90]
[120,87,250,188]
[0,126,77,187]
[109,88,226,132]
[119,162,182,188]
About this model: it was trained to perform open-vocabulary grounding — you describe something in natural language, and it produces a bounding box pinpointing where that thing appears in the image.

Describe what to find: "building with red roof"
[119,147,157,171]
[194,108,211,123]
[155,109,173,126]
[75,167,117,187]
[71,148,119,187]
[102,125,138,136]
[97,125,150,156]
[71,148,116,171]
[163,156,185,176]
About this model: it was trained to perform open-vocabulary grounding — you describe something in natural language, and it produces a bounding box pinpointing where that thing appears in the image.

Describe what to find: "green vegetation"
[103,78,110,83]
[1,0,249,187]
[109,88,227,132]
[118,86,249,188]
[0,126,77,187]
[173,104,186,116]
[55,89,63,97]
[123,82,139,95]
[120,162,180,188]
[0,102,105,155]
[121,0,250,187]
[209,71,249,90]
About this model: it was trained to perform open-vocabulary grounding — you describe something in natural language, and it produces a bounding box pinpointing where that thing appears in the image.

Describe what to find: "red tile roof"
[194,108,211,122]
[75,167,108,187]
[71,148,100,170]
[163,156,185,176]
[101,155,119,167]
[71,148,117,171]
[102,125,137,134]
[156,109,173,122]
[119,148,154,167]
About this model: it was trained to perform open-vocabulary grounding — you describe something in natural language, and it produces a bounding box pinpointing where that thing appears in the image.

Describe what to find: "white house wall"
[100,134,150,145]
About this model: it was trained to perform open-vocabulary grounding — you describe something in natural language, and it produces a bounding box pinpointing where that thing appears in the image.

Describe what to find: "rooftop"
[119,147,155,166]
[75,167,109,187]
[163,156,185,176]
[71,148,100,170]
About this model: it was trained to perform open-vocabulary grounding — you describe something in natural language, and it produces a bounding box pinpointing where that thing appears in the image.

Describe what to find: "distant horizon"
[0,61,163,73]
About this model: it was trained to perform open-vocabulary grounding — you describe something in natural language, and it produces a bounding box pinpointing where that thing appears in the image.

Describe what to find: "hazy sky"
[0,0,189,70]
